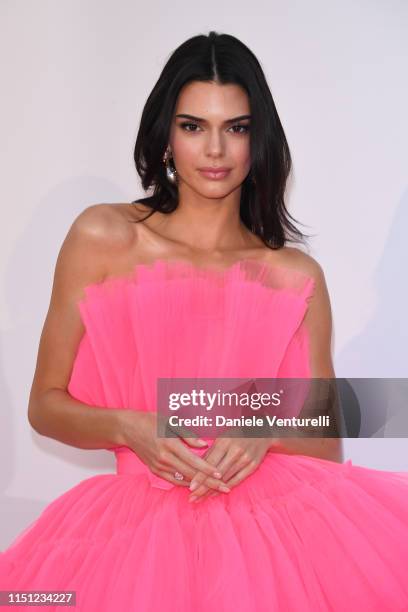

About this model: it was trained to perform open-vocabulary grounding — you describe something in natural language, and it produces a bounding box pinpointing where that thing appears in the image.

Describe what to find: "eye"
[179,122,201,132]
[179,122,250,134]
[230,124,250,134]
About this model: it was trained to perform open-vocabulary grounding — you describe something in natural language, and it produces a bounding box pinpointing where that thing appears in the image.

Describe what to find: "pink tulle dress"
[1,258,408,611]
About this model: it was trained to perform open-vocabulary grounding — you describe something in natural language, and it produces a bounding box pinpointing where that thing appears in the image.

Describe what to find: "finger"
[153,470,191,487]
[174,442,224,479]
[191,449,264,501]
[188,467,215,491]
[194,488,222,502]
[187,438,251,498]
[188,448,248,500]
[187,443,239,498]
[221,457,249,482]
[188,472,207,491]
[157,447,217,482]
[166,467,229,492]
[188,441,229,490]
[192,489,219,504]
[188,464,228,493]
[190,483,230,503]
[223,462,258,489]
[153,468,224,491]
[182,436,209,448]
[189,477,231,500]
[157,453,228,492]
[187,469,223,495]
[208,445,253,483]
[189,453,252,498]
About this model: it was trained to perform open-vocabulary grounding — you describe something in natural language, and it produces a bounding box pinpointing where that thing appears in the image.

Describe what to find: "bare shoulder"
[71,203,135,247]
[278,246,324,281]
[277,247,331,316]
[49,203,137,303]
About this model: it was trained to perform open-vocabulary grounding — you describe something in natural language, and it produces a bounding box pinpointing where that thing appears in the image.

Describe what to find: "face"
[168,81,251,199]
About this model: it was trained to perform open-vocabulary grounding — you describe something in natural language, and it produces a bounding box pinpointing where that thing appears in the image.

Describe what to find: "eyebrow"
[175,113,251,124]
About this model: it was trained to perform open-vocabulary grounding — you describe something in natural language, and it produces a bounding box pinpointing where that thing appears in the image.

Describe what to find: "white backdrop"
[1,0,407,548]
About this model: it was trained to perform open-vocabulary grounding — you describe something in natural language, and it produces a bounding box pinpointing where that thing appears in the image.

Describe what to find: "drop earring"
[162,148,177,184]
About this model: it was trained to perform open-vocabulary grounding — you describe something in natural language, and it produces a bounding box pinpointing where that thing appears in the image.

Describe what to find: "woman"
[1,31,407,611]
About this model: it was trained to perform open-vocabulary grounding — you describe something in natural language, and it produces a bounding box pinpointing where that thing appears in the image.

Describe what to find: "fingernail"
[189,481,198,491]
[213,471,222,478]
[197,440,208,446]
[219,485,231,493]
[189,495,197,502]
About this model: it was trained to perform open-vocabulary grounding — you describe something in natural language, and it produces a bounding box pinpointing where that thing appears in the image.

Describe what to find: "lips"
[199,168,231,180]
[199,167,230,173]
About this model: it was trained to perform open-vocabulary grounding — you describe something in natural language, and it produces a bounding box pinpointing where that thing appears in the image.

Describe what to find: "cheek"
[172,136,200,167]
[231,140,251,167]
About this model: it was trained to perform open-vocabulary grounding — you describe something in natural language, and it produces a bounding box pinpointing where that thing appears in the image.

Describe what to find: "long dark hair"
[132,31,311,249]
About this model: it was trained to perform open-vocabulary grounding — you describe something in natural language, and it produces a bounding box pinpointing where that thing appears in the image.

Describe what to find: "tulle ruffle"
[3,258,408,610]
[1,451,408,611]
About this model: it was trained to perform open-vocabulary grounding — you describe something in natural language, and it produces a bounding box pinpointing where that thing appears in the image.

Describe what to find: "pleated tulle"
[1,257,408,611]
[1,452,408,611]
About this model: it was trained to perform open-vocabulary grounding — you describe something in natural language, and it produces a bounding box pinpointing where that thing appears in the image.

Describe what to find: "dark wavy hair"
[131,30,311,249]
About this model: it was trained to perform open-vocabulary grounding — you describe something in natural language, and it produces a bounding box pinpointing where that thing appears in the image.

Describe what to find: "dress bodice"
[66,257,316,488]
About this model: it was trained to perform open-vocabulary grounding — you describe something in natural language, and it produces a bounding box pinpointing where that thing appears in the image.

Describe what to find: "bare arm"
[28,204,131,450]
[269,255,344,463]
[27,204,227,489]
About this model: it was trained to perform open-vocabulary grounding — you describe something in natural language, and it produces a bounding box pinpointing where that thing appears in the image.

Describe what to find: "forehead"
[174,81,250,115]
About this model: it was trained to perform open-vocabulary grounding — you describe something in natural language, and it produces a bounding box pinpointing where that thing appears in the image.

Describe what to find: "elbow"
[27,399,44,435]
[27,408,39,433]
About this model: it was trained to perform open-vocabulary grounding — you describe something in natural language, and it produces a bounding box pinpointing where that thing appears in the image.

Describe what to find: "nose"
[205,128,225,157]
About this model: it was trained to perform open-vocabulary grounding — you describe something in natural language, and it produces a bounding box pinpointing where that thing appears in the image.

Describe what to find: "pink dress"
[1,258,408,611]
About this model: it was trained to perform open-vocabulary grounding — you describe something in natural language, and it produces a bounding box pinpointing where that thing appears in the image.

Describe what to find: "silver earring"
[162,148,177,184]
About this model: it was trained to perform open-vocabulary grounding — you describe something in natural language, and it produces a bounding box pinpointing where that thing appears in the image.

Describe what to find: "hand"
[188,437,272,503]
[118,410,231,492]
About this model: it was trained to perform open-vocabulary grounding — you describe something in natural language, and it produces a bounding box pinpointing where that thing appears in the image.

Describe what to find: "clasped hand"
[187,436,272,503]
[122,411,272,503]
